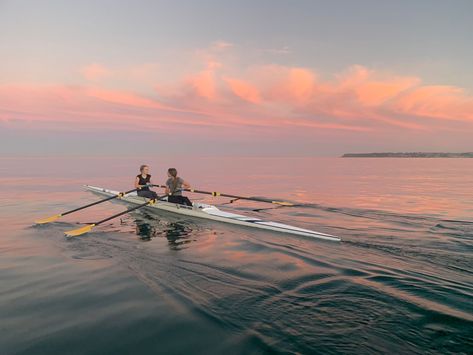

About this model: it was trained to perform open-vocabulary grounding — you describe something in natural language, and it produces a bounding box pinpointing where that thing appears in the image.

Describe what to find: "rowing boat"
[85,185,341,242]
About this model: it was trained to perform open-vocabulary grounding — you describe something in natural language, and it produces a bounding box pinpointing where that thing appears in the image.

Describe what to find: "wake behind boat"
[84,185,341,242]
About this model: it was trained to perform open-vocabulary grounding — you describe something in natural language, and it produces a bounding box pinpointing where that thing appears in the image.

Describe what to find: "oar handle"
[152,184,167,189]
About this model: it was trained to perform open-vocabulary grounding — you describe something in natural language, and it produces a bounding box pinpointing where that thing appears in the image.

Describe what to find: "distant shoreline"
[341,152,473,158]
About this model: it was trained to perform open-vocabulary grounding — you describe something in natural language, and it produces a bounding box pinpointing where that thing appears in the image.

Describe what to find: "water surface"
[1,157,472,354]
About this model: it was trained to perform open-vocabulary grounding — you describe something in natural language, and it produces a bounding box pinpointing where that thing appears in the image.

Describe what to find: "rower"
[135,165,159,199]
[165,168,192,206]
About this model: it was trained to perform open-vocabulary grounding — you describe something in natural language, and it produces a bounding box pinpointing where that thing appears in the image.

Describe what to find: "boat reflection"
[134,217,195,250]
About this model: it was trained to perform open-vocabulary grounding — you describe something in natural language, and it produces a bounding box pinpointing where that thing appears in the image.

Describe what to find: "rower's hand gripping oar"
[151,185,295,207]
[64,196,162,237]
[35,188,140,224]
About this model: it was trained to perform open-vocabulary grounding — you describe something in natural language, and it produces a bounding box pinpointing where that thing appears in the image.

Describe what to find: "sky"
[1,0,473,156]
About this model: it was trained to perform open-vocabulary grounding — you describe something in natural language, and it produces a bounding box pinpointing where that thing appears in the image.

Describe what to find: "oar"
[151,185,294,206]
[64,197,159,237]
[35,188,140,224]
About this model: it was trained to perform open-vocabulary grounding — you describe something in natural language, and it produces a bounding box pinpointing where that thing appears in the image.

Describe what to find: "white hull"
[85,185,341,242]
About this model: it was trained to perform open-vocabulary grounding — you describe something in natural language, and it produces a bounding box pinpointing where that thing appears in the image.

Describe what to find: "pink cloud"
[393,86,473,121]
[335,65,420,106]
[0,84,369,137]
[224,64,473,128]
[224,77,261,104]
[244,65,316,105]
[179,60,223,101]
[186,69,217,100]
[86,88,165,109]
[2,57,473,142]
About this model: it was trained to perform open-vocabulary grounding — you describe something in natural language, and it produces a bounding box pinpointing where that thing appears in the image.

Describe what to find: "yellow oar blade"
[64,224,95,237]
[272,201,294,206]
[35,214,62,224]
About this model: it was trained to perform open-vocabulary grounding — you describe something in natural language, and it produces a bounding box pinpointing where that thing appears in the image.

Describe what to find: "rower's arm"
[164,186,170,195]
[134,177,141,189]
[182,180,191,189]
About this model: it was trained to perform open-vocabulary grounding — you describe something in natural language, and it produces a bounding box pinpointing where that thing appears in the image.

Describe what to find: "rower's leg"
[182,196,193,206]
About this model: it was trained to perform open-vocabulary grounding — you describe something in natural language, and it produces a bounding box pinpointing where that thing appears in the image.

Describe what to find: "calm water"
[0,157,472,354]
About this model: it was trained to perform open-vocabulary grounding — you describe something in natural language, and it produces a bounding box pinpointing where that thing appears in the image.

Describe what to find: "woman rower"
[135,165,159,199]
[165,168,192,206]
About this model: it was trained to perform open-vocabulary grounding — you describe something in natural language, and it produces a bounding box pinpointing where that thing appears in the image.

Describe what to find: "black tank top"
[137,174,151,191]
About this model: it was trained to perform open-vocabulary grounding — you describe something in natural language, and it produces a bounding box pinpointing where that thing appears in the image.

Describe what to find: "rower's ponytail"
[168,168,178,194]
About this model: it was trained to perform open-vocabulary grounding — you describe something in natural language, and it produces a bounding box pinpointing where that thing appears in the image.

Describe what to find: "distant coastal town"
[342,152,473,158]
